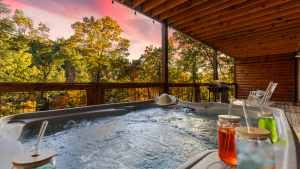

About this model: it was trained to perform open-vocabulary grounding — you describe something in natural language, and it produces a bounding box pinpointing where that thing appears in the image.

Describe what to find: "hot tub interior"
[20,107,258,169]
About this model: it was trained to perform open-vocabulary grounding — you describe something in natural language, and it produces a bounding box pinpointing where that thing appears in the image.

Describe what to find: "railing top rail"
[0,82,236,93]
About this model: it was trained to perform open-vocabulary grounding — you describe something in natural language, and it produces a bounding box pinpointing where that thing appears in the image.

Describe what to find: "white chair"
[246,82,273,103]
[247,83,277,105]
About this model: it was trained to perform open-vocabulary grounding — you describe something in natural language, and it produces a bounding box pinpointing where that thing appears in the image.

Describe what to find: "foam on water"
[19,108,257,169]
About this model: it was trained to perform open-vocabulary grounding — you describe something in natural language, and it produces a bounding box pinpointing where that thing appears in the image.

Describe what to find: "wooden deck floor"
[271,101,300,142]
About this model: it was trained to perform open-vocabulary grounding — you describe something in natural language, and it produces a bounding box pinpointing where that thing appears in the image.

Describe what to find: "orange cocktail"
[218,115,241,165]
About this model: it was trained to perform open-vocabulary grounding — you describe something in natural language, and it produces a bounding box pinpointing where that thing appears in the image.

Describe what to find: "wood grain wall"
[236,52,296,102]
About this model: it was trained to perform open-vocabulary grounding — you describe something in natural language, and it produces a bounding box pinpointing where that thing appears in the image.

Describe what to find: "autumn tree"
[29,24,66,83]
[69,16,130,82]
[0,9,36,82]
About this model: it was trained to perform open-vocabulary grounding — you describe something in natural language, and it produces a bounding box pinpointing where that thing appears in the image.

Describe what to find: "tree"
[0,9,36,82]
[69,16,130,82]
[0,0,10,16]
[29,24,66,83]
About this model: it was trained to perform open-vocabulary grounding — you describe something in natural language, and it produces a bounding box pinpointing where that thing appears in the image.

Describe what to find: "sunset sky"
[3,0,175,60]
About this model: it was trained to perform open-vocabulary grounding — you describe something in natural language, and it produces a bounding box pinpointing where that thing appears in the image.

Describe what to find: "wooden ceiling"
[115,0,300,59]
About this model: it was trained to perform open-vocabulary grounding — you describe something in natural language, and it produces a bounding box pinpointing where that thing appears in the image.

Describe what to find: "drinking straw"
[255,100,265,114]
[242,100,251,131]
[228,96,233,117]
[255,100,275,136]
[34,121,48,156]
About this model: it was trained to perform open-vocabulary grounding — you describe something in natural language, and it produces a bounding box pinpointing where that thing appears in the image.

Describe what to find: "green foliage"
[0,0,234,115]
[69,16,130,82]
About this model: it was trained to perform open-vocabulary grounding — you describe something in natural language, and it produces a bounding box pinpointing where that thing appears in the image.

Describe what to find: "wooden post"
[294,53,298,102]
[92,84,101,105]
[100,88,105,104]
[234,59,237,98]
[162,19,169,94]
[193,84,199,102]
[86,86,93,106]
[213,48,218,80]
[213,48,218,101]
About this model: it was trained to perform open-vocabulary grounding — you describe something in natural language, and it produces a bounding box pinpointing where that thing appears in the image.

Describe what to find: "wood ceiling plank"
[192,5,300,36]
[143,0,167,12]
[223,43,299,52]
[214,30,300,47]
[222,41,299,52]
[173,0,261,27]
[188,0,300,33]
[168,0,229,23]
[219,39,299,51]
[206,24,300,44]
[233,48,298,57]
[159,0,208,20]
[196,12,300,40]
[152,0,188,16]
[186,0,290,33]
[133,0,146,7]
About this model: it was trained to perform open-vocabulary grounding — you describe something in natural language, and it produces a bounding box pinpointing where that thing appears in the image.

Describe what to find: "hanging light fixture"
[112,0,114,7]
[153,20,155,25]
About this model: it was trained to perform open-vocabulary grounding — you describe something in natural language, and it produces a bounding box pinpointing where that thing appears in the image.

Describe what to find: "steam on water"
[20,108,257,169]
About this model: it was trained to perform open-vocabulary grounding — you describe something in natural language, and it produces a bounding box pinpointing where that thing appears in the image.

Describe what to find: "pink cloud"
[5,0,175,59]
[3,0,27,11]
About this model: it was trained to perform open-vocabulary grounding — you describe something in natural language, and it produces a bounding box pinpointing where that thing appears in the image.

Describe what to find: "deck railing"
[0,82,236,116]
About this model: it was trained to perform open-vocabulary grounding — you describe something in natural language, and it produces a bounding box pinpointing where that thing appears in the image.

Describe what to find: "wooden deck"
[271,101,300,142]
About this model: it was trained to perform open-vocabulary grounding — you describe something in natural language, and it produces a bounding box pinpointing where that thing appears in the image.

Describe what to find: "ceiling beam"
[206,24,300,44]
[184,0,290,31]
[197,12,300,40]
[175,0,259,27]
[143,0,167,12]
[159,0,208,20]
[233,47,298,57]
[133,0,146,7]
[230,50,296,58]
[220,39,298,51]
[188,0,299,33]
[173,0,258,27]
[214,31,300,47]
[168,0,229,23]
[205,22,300,44]
[151,0,188,16]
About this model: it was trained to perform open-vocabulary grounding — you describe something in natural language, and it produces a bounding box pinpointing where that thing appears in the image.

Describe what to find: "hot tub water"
[19,108,257,169]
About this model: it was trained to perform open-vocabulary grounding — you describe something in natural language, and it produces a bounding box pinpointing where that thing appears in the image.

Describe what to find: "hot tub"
[0,100,299,169]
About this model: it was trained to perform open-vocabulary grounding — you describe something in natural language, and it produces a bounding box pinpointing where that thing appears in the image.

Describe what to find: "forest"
[0,1,234,116]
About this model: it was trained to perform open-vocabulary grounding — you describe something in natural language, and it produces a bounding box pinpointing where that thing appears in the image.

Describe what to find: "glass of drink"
[218,115,242,165]
[235,127,275,169]
[258,113,278,142]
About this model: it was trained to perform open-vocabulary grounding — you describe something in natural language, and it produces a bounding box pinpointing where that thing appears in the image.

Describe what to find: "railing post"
[100,88,105,104]
[86,86,93,106]
[92,84,101,105]
[193,84,199,102]
[160,83,165,95]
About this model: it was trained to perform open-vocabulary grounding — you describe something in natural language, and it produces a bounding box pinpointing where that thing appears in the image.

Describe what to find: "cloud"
[8,0,165,59]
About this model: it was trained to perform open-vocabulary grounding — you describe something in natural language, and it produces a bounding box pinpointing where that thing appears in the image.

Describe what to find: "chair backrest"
[262,83,278,104]
[270,83,277,93]
[255,82,273,96]
[260,82,275,104]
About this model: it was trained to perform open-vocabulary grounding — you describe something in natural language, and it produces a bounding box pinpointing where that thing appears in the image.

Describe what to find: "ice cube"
[245,144,257,155]
[237,153,251,162]
[251,154,265,165]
